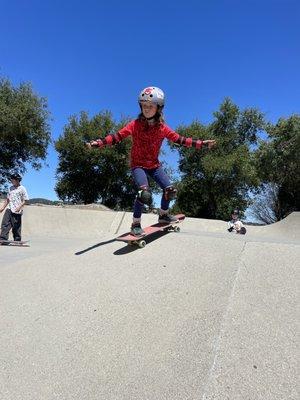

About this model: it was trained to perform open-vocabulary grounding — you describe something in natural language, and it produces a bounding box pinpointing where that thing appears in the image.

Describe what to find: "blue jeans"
[132,166,172,218]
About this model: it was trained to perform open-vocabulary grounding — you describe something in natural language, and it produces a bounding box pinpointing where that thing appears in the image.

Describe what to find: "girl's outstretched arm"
[163,125,216,150]
[86,120,135,149]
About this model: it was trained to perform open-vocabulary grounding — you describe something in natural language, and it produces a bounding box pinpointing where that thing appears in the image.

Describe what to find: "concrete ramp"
[252,211,300,242]
[0,208,299,400]
[22,205,124,238]
[21,205,300,241]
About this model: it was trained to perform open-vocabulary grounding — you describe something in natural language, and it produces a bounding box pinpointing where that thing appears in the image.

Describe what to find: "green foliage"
[254,115,300,218]
[172,99,265,220]
[55,111,136,208]
[0,77,51,188]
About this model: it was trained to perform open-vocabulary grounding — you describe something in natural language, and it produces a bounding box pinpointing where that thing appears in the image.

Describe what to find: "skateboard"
[116,214,185,248]
[227,226,247,235]
[0,240,30,247]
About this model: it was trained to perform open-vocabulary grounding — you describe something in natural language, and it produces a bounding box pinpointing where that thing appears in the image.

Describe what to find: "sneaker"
[130,223,145,236]
[158,213,178,224]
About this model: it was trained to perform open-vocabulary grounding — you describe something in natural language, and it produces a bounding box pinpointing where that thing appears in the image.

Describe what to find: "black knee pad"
[164,186,177,201]
[137,187,152,205]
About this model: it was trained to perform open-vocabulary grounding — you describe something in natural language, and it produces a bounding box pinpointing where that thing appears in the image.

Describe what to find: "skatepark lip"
[16,204,299,244]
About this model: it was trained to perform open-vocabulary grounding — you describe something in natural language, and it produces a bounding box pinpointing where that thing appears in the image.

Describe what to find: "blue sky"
[1,0,299,201]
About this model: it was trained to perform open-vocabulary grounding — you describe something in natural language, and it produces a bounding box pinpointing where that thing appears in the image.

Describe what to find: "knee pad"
[137,187,152,205]
[164,186,177,201]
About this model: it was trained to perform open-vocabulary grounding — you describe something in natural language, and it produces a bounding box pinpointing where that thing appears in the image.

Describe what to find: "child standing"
[87,86,216,236]
[0,174,29,242]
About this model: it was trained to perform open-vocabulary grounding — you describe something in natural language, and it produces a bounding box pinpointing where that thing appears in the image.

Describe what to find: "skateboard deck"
[0,240,30,247]
[116,214,185,248]
[227,226,247,235]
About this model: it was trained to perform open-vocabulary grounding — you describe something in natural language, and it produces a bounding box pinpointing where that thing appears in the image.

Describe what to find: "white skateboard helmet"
[138,87,165,107]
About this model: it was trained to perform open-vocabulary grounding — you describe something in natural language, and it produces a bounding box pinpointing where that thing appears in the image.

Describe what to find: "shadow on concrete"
[75,238,116,255]
[75,230,169,256]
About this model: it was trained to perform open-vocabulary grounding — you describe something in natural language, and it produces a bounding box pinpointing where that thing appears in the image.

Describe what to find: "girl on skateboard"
[87,86,216,236]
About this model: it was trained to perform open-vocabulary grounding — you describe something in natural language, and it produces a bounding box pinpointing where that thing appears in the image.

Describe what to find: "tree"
[0,77,51,189]
[55,111,136,208]
[254,115,300,219]
[249,183,280,224]
[172,99,265,220]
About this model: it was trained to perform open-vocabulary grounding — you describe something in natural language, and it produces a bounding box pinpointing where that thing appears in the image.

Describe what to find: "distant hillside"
[26,198,111,211]
[28,198,62,205]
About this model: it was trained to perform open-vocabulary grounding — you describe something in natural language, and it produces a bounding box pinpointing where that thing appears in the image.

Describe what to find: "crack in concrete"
[201,240,247,399]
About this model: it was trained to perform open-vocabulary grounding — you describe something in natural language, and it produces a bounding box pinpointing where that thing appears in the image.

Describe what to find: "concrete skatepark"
[0,204,299,399]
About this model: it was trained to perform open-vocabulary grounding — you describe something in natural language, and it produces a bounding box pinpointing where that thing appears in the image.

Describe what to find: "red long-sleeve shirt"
[96,119,203,169]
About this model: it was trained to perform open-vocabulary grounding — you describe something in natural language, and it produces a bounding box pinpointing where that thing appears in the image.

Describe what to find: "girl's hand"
[86,140,104,149]
[86,141,98,149]
[203,140,216,149]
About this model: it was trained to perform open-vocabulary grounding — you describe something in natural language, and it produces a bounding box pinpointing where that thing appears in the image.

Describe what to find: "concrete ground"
[0,206,299,400]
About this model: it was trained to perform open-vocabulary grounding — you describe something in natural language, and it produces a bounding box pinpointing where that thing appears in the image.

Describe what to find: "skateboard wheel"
[138,240,146,248]
[174,226,180,232]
